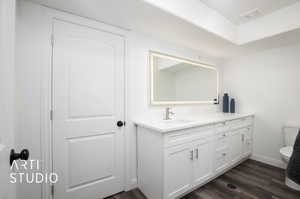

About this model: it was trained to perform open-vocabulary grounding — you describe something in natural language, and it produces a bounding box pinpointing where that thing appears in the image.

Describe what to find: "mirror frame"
[149,51,219,105]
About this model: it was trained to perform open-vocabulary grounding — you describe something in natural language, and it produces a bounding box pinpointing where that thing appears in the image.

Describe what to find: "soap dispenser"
[223,93,229,113]
[230,98,235,113]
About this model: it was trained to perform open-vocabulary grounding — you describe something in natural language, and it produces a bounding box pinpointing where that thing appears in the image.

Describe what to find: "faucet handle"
[164,107,175,120]
[166,107,174,114]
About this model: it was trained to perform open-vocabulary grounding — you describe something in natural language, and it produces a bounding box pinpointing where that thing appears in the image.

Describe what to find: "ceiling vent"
[240,8,262,19]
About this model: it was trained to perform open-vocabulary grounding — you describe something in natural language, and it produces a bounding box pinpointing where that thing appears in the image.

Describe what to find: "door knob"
[117,121,124,127]
[10,149,29,165]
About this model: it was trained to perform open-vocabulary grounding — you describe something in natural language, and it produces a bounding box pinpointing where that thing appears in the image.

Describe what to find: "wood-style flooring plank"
[105,159,300,199]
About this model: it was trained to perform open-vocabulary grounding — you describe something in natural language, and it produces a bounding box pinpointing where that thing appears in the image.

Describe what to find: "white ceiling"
[26,0,300,58]
[199,0,299,25]
[27,0,238,57]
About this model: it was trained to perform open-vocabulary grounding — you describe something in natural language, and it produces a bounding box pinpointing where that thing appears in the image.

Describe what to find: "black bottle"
[230,98,235,113]
[223,93,229,113]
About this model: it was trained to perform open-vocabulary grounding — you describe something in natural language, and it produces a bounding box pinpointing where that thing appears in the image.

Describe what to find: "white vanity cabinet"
[135,114,254,199]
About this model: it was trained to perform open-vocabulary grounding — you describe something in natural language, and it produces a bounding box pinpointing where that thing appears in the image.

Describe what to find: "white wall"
[0,0,16,199]
[223,43,300,168]
[15,1,223,198]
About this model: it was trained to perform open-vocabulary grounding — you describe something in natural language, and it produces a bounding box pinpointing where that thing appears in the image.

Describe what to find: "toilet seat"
[280,146,293,160]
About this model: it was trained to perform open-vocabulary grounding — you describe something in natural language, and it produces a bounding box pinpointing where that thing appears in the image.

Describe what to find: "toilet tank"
[284,128,298,146]
[284,121,300,146]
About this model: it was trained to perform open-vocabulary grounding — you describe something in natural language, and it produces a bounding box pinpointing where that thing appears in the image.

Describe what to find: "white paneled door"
[52,20,125,199]
[0,0,16,198]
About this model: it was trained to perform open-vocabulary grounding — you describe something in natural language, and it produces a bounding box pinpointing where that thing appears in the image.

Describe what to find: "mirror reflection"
[150,52,218,104]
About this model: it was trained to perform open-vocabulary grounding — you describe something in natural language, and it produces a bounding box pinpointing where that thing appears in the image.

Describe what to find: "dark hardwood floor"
[106,159,300,199]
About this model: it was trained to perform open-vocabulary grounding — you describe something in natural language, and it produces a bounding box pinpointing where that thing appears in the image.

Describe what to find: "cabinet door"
[241,127,252,157]
[192,139,214,186]
[229,130,243,164]
[164,144,193,199]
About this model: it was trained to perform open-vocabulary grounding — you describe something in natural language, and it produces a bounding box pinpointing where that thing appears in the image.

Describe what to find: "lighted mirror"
[150,51,219,105]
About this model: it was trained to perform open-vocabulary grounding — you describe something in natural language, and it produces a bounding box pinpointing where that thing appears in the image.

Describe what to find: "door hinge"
[51,185,54,197]
[50,110,53,121]
[51,34,54,46]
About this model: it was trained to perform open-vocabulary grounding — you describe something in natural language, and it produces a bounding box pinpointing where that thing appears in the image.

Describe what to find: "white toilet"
[280,123,300,191]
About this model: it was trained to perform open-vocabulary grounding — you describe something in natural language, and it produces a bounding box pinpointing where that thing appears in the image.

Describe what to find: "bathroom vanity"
[134,113,254,199]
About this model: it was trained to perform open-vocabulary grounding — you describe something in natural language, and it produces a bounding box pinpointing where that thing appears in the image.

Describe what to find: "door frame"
[40,10,129,199]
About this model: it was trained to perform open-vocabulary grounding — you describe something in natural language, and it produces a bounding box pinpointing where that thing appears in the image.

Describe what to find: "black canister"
[230,98,235,113]
[223,93,229,113]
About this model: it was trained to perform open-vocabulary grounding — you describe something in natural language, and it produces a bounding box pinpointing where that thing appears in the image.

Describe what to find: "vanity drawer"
[215,134,229,150]
[216,116,253,132]
[227,117,253,130]
[164,125,216,147]
[241,126,252,138]
[215,147,229,159]
[215,122,230,132]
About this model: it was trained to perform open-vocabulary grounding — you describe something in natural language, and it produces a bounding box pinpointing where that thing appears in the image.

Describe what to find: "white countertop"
[133,113,254,133]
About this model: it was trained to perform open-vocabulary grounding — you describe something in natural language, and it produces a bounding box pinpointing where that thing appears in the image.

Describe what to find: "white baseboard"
[250,154,285,169]
[125,178,138,191]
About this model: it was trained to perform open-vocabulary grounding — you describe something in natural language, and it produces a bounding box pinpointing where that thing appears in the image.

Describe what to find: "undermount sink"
[162,119,194,125]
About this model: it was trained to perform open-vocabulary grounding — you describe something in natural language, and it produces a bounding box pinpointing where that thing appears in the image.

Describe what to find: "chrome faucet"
[164,107,174,120]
